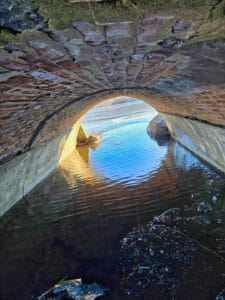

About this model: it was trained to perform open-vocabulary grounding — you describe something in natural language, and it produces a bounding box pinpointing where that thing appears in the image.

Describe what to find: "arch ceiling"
[0,2,225,163]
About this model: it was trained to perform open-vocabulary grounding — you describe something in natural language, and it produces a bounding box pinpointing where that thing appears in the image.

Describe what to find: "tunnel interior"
[0,4,225,164]
[1,19,225,214]
[0,1,225,299]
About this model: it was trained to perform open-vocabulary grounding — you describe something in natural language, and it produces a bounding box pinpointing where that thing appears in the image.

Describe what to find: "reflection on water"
[81,98,165,186]
[0,99,225,299]
[86,123,167,186]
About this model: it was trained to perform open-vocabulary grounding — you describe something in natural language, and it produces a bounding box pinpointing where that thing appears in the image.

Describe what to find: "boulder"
[0,0,45,33]
[77,125,101,146]
[197,202,213,214]
[147,114,170,139]
[38,279,104,300]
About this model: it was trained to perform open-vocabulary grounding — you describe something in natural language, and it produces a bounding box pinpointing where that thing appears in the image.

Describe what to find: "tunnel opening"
[80,97,159,139]
[59,95,169,166]
[0,1,225,298]
[53,95,175,190]
[58,96,173,188]
[59,96,171,186]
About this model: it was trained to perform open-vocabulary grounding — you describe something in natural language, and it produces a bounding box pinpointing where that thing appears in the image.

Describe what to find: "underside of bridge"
[0,0,225,214]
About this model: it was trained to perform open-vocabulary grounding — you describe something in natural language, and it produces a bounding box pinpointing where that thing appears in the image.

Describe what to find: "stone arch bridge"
[0,3,225,214]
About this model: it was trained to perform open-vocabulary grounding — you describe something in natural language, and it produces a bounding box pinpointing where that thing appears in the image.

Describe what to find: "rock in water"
[38,279,105,300]
[215,289,225,300]
[147,114,170,146]
[153,207,182,224]
[197,202,213,213]
[0,0,44,33]
[77,125,101,147]
[147,114,170,138]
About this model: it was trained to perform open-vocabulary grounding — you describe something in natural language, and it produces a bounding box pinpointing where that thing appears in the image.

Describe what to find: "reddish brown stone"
[138,15,164,42]
[73,22,105,46]
[58,60,81,72]
[29,40,65,60]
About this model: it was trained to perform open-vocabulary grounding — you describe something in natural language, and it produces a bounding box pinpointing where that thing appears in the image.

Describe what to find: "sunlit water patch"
[0,98,225,299]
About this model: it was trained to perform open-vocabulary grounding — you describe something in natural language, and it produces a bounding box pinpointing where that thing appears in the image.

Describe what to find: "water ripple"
[0,99,225,299]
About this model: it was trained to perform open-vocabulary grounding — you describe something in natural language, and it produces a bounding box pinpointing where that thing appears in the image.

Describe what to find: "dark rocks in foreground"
[38,279,104,300]
[0,0,45,33]
[37,204,225,299]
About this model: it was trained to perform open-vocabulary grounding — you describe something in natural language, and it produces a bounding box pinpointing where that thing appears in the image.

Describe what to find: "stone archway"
[0,1,225,215]
[1,21,225,163]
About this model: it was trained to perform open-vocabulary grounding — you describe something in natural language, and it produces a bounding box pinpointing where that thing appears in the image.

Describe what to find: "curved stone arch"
[0,87,170,216]
[1,23,225,165]
[27,87,169,152]
[10,82,225,175]
[1,7,225,216]
[55,89,166,163]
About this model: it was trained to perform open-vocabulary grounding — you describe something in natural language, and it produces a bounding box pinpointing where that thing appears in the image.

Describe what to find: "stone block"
[29,40,66,60]
[73,22,105,46]
[105,22,132,44]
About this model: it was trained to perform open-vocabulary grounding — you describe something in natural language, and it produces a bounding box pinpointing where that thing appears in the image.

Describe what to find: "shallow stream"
[0,99,225,299]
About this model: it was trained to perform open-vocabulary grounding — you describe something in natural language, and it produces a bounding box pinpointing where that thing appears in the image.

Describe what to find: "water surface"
[0,99,225,299]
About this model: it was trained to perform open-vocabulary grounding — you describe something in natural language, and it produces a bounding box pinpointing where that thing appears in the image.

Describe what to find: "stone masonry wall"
[0,13,225,164]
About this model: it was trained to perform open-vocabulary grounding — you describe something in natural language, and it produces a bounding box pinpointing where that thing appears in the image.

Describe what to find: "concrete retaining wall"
[0,130,72,217]
[163,113,225,173]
